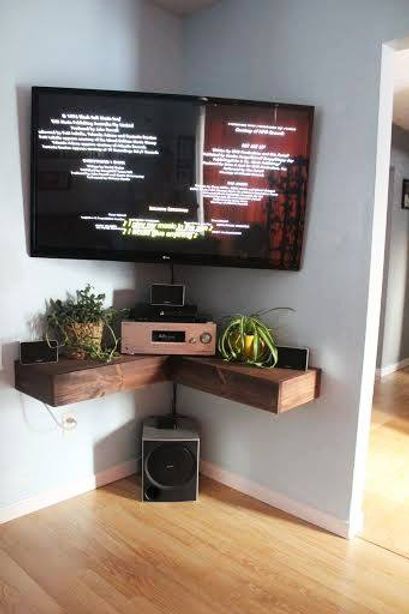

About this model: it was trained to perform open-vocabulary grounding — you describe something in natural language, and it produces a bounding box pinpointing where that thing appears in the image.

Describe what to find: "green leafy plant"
[46,285,120,362]
[218,308,293,368]
[218,314,278,368]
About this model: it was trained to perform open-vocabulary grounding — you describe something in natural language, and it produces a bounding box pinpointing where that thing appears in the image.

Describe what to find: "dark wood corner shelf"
[14,355,170,407]
[169,357,321,413]
[14,354,321,413]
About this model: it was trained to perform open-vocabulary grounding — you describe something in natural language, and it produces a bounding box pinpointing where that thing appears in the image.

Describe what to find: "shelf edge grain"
[170,356,321,414]
[15,355,171,407]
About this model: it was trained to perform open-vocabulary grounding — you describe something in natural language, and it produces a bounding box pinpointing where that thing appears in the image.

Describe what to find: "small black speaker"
[142,415,199,502]
[20,341,58,365]
[276,346,309,370]
[150,283,185,307]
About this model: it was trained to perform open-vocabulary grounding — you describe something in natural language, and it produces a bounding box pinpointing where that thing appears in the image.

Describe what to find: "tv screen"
[31,87,314,270]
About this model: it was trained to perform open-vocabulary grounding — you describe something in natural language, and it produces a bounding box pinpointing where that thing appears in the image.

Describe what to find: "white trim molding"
[375,356,409,379]
[1,455,364,539]
[200,459,362,539]
[0,458,138,525]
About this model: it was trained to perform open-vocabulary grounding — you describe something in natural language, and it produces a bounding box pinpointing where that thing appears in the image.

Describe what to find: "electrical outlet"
[62,413,77,430]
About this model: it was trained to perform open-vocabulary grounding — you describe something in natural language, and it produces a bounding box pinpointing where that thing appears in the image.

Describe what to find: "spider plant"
[218,313,278,368]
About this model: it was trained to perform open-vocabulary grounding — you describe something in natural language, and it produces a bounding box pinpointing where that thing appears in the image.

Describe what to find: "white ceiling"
[393,49,409,131]
[153,0,218,15]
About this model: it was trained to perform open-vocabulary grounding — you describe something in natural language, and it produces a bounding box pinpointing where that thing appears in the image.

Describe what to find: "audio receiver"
[121,321,217,356]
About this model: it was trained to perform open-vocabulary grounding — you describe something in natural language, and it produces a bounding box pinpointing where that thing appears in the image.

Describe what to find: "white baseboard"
[200,459,362,539]
[2,456,363,539]
[0,458,139,525]
[376,356,409,379]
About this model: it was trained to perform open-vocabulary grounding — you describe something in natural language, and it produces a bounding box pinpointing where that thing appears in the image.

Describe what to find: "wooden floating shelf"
[170,357,321,414]
[14,355,321,413]
[14,355,170,407]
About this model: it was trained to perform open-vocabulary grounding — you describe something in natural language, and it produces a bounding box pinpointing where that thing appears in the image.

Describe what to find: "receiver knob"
[200,332,212,344]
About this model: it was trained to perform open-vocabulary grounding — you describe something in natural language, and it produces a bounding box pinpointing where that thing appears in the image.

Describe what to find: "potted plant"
[46,285,119,362]
[218,309,291,368]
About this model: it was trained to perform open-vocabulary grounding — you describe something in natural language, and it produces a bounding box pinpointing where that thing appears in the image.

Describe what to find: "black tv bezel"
[30,86,314,270]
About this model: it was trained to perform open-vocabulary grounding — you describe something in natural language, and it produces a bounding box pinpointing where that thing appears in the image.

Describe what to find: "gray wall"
[0,0,182,514]
[2,0,409,532]
[377,124,409,370]
[177,0,409,526]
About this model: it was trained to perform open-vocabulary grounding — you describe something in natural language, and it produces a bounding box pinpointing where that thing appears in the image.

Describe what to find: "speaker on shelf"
[276,346,309,371]
[20,340,58,365]
[150,283,185,307]
[142,415,200,502]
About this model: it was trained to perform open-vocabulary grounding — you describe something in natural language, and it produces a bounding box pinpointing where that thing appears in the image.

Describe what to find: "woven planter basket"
[64,321,104,359]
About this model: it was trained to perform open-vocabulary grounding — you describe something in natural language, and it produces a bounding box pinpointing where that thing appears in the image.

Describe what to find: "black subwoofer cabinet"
[142,416,200,502]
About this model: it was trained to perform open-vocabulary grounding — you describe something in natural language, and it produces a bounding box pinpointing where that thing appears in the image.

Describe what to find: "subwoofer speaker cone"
[145,443,197,489]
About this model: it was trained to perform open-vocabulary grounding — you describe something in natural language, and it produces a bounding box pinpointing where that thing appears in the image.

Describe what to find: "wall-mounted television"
[31,87,314,270]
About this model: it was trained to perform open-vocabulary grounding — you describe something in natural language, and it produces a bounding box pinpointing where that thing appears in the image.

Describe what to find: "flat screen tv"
[31,87,314,270]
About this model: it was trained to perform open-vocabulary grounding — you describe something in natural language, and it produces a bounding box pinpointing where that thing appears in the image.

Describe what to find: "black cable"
[171,382,177,419]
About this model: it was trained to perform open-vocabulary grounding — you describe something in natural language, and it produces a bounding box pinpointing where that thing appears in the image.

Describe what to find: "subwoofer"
[142,415,200,502]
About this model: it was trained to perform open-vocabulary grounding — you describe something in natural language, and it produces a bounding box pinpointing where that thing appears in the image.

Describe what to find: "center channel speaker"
[142,416,200,502]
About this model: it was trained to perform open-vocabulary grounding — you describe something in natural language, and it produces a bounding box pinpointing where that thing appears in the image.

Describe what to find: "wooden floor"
[361,367,409,558]
[2,477,409,613]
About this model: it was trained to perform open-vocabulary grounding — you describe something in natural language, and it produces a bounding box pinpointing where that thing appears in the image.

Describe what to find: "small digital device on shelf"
[129,303,204,323]
[276,346,309,371]
[150,283,185,307]
[20,340,58,365]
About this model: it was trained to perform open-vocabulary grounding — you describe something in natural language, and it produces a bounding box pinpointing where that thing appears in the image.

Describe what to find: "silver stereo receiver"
[121,321,217,356]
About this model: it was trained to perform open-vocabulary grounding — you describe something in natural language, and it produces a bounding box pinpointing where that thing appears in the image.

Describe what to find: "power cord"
[42,402,78,431]
[171,382,177,419]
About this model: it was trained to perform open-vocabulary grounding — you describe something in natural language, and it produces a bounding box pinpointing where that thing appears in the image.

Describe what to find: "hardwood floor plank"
[1,476,409,613]
[0,550,63,614]
[362,367,409,560]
